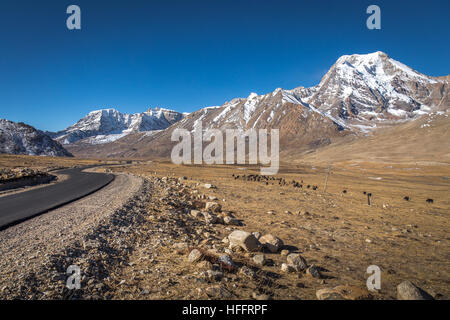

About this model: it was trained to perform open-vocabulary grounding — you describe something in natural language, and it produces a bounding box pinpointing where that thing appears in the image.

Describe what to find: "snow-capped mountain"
[292,51,448,131]
[63,51,449,158]
[156,52,447,135]
[52,107,184,145]
[0,119,73,157]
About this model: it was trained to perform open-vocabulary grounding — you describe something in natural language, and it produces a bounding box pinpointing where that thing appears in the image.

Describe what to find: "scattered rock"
[197,260,213,270]
[223,216,240,226]
[306,265,322,278]
[280,250,290,256]
[252,254,267,266]
[218,254,236,270]
[205,270,223,282]
[252,232,262,240]
[204,285,232,298]
[203,212,219,224]
[316,285,373,300]
[188,249,203,263]
[281,263,295,273]
[239,266,256,279]
[173,242,189,253]
[252,292,270,300]
[228,230,261,252]
[259,234,283,253]
[204,184,217,189]
[287,253,308,271]
[190,210,203,218]
[397,281,434,300]
[205,202,222,213]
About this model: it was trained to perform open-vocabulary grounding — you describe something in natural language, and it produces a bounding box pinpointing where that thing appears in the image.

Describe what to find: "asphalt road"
[0,167,114,230]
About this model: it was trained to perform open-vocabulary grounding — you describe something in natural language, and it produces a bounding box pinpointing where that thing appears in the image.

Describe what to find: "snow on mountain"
[62,51,449,159]
[181,51,447,134]
[291,51,447,130]
[53,107,184,145]
[0,119,73,157]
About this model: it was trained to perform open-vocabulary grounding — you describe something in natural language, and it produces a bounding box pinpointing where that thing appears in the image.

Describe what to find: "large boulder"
[228,230,261,252]
[259,234,283,253]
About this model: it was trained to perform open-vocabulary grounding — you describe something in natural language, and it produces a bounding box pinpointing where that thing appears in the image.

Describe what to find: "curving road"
[0,167,114,230]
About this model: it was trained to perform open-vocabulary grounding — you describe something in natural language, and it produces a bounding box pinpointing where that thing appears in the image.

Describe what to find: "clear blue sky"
[0,0,449,131]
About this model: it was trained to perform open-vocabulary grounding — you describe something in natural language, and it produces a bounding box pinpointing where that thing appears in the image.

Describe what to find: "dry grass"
[1,153,448,299]
[112,160,450,299]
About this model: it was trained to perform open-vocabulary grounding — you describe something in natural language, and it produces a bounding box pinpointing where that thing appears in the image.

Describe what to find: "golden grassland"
[1,154,449,299]
[109,160,450,299]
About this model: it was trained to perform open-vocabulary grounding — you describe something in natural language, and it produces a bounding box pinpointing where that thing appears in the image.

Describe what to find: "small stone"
[280,250,290,256]
[252,292,270,300]
[205,270,223,282]
[197,261,213,270]
[259,234,284,253]
[252,254,267,266]
[218,254,236,270]
[228,230,261,252]
[174,242,188,252]
[203,212,218,224]
[287,253,308,271]
[316,285,373,300]
[306,265,322,278]
[204,184,217,189]
[188,249,203,263]
[397,281,434,300]
[252,232,262,240]
[205,285,232,298]
[281,263,295,273]
[239,266,256,279]
[205,202,222,213]
[190,210,203,218]
[223,216,240,226]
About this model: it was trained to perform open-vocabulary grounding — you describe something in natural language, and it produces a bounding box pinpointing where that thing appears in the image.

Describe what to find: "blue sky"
[0,0,449,131]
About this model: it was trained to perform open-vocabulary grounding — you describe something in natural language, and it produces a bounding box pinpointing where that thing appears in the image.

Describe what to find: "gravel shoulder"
[0,173,143,298]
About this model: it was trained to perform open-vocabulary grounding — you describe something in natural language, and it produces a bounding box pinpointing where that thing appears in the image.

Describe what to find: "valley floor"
[0,155,449,300]
[103,160,450,300]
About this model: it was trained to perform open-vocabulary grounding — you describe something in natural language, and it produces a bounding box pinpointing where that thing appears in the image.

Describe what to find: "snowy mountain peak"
[52,107,184,145]
[247,92,259,100]
[333,51,435,84]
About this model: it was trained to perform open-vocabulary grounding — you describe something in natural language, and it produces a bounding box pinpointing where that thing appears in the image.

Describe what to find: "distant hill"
[0,119,73,157]
[50,107,184,145]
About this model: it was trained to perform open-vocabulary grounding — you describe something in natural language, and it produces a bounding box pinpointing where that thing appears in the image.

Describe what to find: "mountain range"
[61,51,449,159]
[1,51,448,160]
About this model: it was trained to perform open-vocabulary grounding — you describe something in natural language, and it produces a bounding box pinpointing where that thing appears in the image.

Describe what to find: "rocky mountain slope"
[65,52,448,159]
[51,107,184,145]
[0,119,73,157]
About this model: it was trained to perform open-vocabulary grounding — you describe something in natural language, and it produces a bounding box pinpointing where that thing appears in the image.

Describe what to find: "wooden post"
[323,165,331,193]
